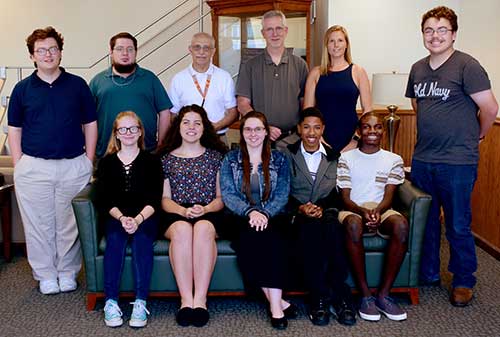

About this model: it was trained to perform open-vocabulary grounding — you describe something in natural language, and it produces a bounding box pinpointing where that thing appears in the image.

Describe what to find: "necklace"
[110,68,137,87]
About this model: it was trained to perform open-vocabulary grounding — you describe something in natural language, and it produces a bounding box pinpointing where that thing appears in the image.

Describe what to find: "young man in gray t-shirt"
[405,6,498,307]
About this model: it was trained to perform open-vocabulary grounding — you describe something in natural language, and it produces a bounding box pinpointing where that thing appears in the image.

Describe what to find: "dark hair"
[358,111,384,128]
[239,111,271,202]
[299,107,325,124]
[109,32,137,50]
[421,6,458,32]
[158,104,227,155]
[26,26,64,55]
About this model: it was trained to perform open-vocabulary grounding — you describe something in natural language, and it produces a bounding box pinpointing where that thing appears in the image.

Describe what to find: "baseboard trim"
[473,232,500,261]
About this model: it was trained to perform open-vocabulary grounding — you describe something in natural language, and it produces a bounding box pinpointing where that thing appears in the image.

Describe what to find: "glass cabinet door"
[218,14,307,78]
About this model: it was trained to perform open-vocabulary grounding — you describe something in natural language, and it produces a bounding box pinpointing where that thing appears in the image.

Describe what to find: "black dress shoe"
[333,300,356,326]
[192,307,210,327]
[283,302,298,319]
[308,298,330,326]
[270,316,288,330]
[176,307,193,327]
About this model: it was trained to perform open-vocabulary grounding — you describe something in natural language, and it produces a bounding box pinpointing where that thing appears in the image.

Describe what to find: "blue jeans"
[411,160,478,288]
[104,215,157,301]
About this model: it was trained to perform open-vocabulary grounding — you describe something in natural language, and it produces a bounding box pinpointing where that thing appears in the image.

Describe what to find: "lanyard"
[191,73,212,108]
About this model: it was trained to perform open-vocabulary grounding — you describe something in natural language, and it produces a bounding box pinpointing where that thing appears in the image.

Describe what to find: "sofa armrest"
[72,183,100,292]
[395,180,432,286]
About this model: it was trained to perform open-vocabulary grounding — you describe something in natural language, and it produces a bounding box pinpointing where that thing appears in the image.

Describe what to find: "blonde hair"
[319,25,352,75]
[105,111,145,155]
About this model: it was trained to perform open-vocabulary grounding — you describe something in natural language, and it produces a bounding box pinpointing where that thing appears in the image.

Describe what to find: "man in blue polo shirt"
[8,26,97,295]
[90,32,172,157]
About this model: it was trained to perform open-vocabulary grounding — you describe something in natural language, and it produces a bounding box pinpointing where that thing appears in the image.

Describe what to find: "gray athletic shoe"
[359,296,381,321]
[375,296,407,321]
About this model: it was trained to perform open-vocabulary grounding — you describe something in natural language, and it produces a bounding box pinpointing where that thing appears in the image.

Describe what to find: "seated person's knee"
[394,217,409,243]
[345,216,363,243]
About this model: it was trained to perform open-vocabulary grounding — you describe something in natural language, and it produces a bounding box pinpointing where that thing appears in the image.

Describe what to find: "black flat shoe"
[270,316,288,330]
[176,307,193,327]
[283,302,298,319]
[192,307,210,327]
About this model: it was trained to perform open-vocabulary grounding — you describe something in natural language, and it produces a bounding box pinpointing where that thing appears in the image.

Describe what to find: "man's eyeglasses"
[243,127,266,134]
[263,26,285,35]
[117,126,140,135]
[423,27,453,36]
[190,45,213,53]
[35,46,60,56]
[113,46,136,54]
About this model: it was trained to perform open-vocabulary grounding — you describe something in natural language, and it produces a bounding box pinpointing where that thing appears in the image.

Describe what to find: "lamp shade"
[372,73,410,109]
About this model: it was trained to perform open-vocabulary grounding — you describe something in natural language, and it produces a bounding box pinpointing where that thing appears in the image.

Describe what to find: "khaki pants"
[14,154,92,281]
[338,202,402,239]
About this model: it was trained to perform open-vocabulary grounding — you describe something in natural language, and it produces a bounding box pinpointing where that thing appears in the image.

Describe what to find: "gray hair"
[261,10,287,27]
[191,32,215,48]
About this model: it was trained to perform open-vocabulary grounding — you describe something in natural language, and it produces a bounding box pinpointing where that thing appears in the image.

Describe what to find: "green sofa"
[72,180,431,310]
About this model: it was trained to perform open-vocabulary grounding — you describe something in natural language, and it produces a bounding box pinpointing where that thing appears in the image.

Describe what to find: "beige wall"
[0,0,211,98]
[326,0,500,113]
[460,0,500,107]
[328,0,461,82]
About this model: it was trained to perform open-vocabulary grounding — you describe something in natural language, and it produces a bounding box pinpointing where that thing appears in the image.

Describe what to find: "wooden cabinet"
[206,0,312,72]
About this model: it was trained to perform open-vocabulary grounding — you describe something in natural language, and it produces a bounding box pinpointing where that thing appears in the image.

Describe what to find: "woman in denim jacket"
[220,111,294,330]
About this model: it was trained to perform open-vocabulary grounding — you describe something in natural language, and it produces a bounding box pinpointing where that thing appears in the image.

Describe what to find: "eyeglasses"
[243,127,266,134]
[190,44,213,53]
[113,46,136,54]
[117,126,140,135]
[263,26,285,35]
[35,46,60,56]
[423,27,453,36]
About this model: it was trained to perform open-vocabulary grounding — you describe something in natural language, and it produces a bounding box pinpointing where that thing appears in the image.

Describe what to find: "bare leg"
[263,287,285,318]
[261,288,290,311]
[166,221,194,308]
[377,215,409,298]
[344,215,371,297]
[192,220,217,308]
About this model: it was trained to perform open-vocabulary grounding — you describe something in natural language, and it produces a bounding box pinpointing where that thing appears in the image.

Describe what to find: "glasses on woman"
[243,127,266,134]
[116,126,140,135]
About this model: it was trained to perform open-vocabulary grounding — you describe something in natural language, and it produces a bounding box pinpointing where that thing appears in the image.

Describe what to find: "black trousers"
[292,210,351,303]
[232,214,289,290]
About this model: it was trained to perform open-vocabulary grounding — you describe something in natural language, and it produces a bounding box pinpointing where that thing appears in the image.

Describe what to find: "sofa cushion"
[363,235,389,251]
[98,238,236,256]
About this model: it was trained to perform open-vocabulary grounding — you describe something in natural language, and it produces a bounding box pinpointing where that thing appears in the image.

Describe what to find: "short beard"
[112,62,137,74]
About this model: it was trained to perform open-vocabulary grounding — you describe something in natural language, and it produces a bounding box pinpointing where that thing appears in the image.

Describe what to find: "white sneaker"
[59,277,77,292]
[129,299,150,328]
[39,280,60,295]
[104,299,123,327]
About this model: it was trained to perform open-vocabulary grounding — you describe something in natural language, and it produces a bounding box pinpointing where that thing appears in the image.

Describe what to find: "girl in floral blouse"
[159,104,227,327]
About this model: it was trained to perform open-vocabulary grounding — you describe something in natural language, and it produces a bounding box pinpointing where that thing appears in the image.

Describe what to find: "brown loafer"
[450,287,473,307]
